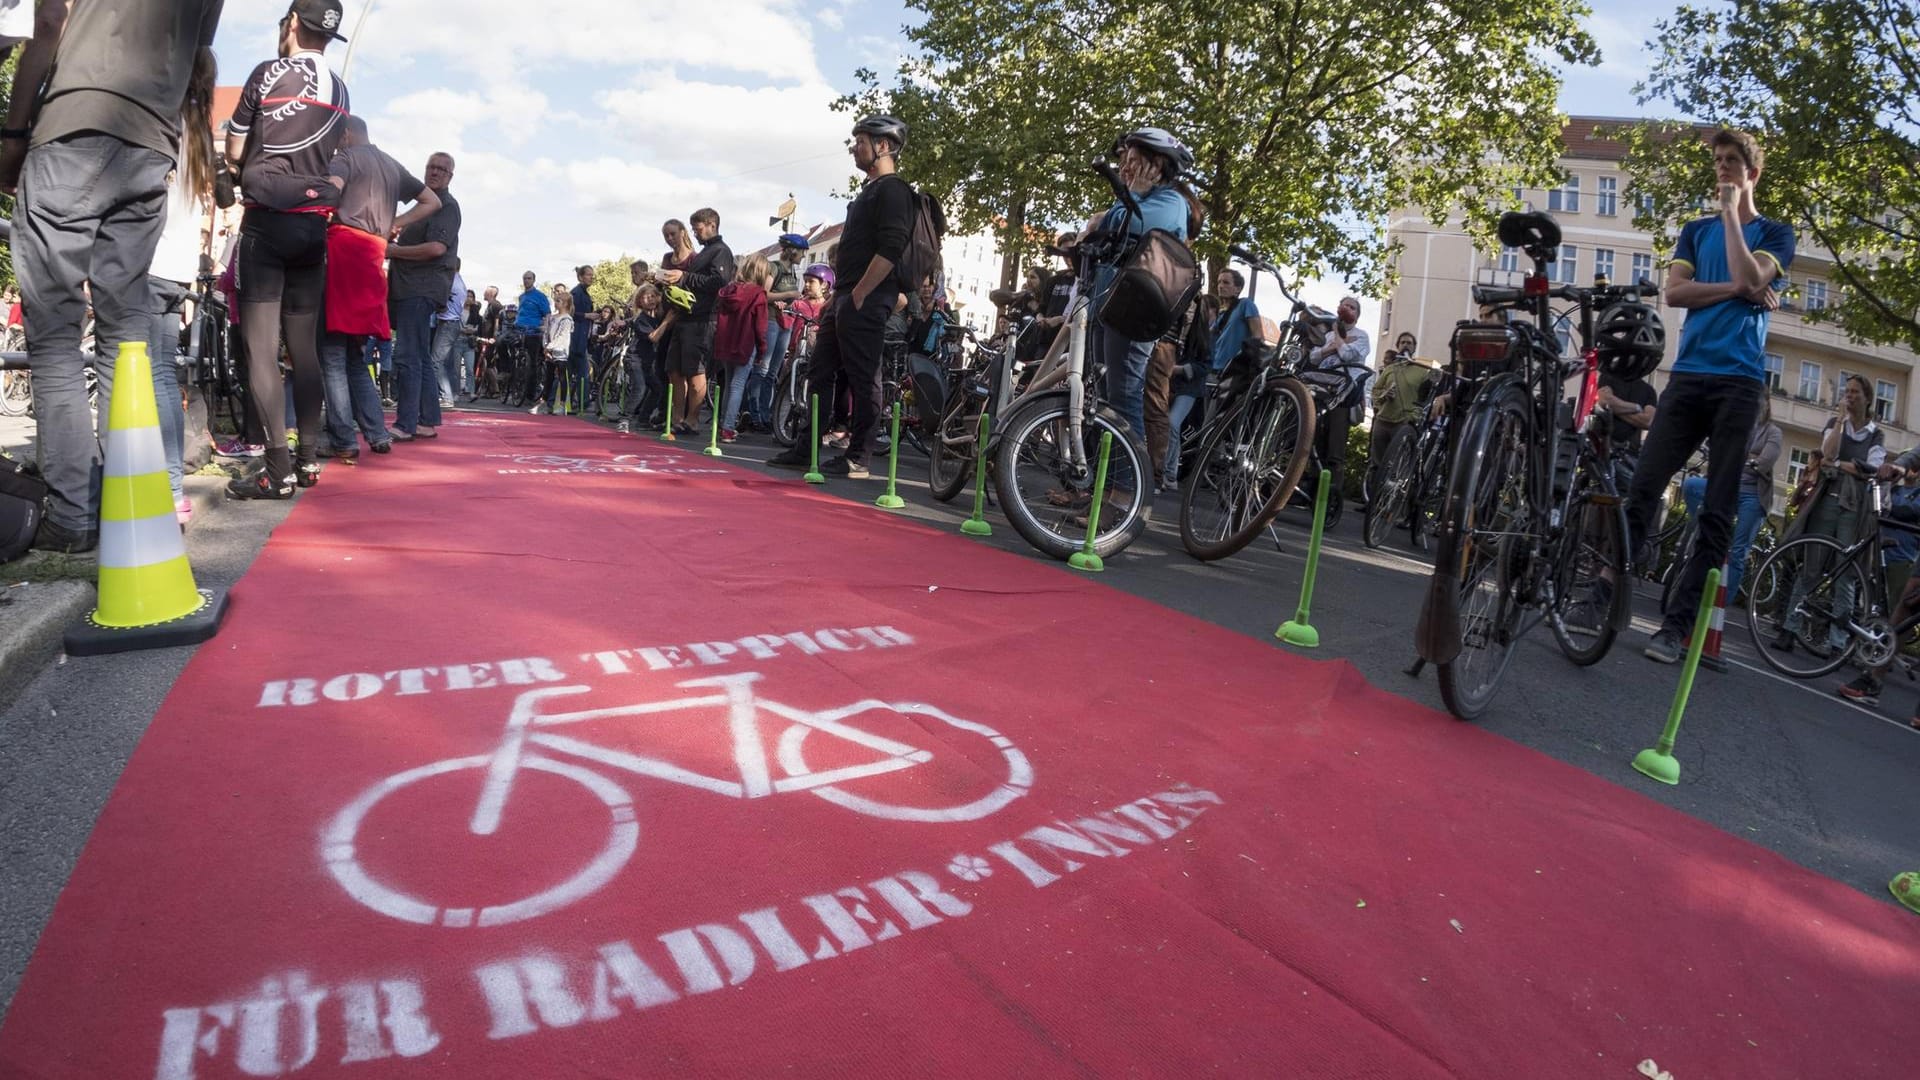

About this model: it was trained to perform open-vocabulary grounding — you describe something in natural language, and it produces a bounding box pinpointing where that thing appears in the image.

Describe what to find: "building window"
[1763,352,1784,393]
[1594,248,1615,282]
[1547,174,1581,213]
[1636,192,1656,218]
[1806,279,1828,310]
[1553,245,1578,284]
[1498,246,1519,273]
[1597,176,1618,217]
[1788,446,1812,490]
[1877,379,1898,424]
[1631,253,1654,284]
[1798,360,1823,401]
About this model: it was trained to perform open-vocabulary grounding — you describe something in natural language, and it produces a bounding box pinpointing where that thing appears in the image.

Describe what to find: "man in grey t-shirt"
[0,0,225,552]
[386,152,461,439]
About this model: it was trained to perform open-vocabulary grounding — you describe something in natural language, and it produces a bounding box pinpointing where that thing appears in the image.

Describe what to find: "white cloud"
[1586,12,1652,81]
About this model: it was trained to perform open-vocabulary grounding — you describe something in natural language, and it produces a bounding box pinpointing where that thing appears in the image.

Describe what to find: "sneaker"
[820,455,870,479]
[228,469,295,500]
[529,403,545,415]
[215,437,265,458]
[617,420,631,434]
[767,446,812,470]
[1643,626,1685,664]
[333,447,360,464]
[296,462,322,489]
[824,430,850,450]
[370,441,392,455]
[720,428,738,443]
[1837,674,1883,706]
[30,518,97,554]
[175,496,193,527]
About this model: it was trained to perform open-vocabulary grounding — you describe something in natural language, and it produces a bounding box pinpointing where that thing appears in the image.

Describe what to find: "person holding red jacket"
[715,253,771,442]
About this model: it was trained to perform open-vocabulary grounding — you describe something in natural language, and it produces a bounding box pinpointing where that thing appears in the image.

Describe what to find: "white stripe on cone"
[104,423,168,478]
[99,512,188,570]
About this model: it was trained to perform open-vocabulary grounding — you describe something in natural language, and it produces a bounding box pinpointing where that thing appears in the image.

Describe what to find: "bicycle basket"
[1448,321,1524,382]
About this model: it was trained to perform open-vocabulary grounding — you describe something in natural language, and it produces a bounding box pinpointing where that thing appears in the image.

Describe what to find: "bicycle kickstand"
[1404,656,1427,679]
[1267,521,1286,554]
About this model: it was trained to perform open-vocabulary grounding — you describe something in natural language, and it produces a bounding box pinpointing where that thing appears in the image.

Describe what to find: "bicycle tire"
[1363,424,1419,549]
[1177,377,1315,561]
[993,392,1151,561]
[1547,481,1626,665]
[772,365,807,448]
[1744,535,1865,679]
[0,371,28,417]
[598,355,629,420]
[926,383,976,503]
[1433,384,1532,721]
[908,370,944,455]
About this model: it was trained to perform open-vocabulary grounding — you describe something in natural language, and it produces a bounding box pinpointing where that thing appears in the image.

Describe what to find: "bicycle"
[770,312,817,448]
[187,271,247,438]
[1174,242,1317,561]
[0,325,27,417]
[1412,210,1657,720]
[1747,478,1920,678]
[1363,384,1451,551]
[321,671,1033,927]
[925,302,1039,503]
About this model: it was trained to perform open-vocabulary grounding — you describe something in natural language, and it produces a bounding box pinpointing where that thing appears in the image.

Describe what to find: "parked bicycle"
[1363,380,1451,551]
[1413,210,1663,720]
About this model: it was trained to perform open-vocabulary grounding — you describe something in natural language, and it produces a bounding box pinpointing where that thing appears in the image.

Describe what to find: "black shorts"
[666,317,715,378]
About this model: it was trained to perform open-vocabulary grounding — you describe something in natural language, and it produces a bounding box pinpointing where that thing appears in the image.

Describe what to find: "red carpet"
[2,413,1915,1079]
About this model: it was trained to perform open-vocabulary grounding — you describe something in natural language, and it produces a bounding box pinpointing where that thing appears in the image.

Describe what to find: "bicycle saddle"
[1497,211,1562,254]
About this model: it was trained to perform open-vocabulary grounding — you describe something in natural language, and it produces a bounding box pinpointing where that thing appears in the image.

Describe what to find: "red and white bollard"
[1684,559,1731,673]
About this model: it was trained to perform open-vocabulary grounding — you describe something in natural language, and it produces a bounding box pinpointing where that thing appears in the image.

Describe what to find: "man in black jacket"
[769,115,915,478]
[658,207,734,435]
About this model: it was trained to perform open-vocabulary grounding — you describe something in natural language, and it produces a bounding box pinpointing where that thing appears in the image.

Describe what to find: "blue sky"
[210,0,1687,300]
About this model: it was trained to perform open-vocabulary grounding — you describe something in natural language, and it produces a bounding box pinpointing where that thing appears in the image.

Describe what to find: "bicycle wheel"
[598,355,628,420]
[0,370,29,417]
[993,393,1151,561]
[1548,481,1626,665]
[1740,543,1779,607]
[906,369,944,455]
[1363,424,1419,549]
[769,698,1034,823]
[772,364,806,447]
[926,383,977,503]
[1178,377,1314,561]
[1745,535,1866,678]
[1433,385,1532,721]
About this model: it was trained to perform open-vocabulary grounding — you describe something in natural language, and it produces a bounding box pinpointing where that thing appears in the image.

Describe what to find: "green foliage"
[1620,0,1920,350]
[836,0,1597,294]
[584,256,637,314]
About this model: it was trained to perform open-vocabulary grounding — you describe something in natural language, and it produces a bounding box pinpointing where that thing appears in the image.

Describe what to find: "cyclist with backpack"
[768,115,920,479]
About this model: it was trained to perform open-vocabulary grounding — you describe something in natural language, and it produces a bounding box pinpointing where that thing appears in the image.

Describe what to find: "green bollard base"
[803,471,826,485]
[1067,551,1105,572]
[875,494,906,509]
[960,518,992,537]
[1276,621,1320,648]
[703,446,724,457]
[1631,748,1681,786]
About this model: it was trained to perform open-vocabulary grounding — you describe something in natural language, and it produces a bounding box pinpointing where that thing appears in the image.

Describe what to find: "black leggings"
[237,208,328,477]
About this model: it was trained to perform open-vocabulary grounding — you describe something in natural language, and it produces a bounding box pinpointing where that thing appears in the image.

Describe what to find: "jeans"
[747,314,791,426]
[17,134,171,531]
[1164,392,1201,481]
[431,317,460,403]
[368,336,392,376]
[1625,372,1765,633]
[1681,475,1766,601]
[148,277,189,502]
[720,361,754,431]
[1099,324,1152,445]
[320,331,393,450]
[391,296,442,433]
[568,346,590,412]
[453,337,476,397]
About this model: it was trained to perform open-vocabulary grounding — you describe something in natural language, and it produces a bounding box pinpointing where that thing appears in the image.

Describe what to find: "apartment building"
[1384,116,1920,509]
[757,225,1004,335]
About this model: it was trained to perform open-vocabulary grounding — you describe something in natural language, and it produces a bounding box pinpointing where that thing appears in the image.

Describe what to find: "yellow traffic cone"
[65,341,228,656]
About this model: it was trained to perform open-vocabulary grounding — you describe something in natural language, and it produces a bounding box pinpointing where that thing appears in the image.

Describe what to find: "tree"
[838,0,1597,295]
[1621,0,1920,350]
[584,256,637,314]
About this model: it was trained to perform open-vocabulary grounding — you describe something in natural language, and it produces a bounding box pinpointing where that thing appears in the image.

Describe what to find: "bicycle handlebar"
[1093,160,1141,217]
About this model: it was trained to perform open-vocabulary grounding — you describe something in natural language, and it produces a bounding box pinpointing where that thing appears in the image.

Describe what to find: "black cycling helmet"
[1592,301,1666,380]
[1114,126,1195,178]
[852,115,908,153]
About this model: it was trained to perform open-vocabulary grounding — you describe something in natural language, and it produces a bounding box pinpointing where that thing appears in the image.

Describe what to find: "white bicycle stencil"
[322,672,1034,927]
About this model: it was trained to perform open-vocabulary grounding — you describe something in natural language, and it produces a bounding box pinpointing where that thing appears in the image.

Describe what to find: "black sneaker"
[767,446,812,469]
[296,462,322,488]
[1643,626,1685,664]
[820,455,870,479]
[30,518,97,554]
[228,469,296,500]
[370,441,392,455]
[1837,674,1883,706]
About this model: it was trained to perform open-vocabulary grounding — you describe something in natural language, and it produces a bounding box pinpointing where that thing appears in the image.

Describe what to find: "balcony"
[1769,305,1916,368]
[1769,386,1911,440]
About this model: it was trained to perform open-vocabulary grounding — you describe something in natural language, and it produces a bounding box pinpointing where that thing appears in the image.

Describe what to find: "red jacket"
[713,281,769,366]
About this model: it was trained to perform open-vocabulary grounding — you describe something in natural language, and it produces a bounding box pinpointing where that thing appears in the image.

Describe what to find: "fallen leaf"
[1449,919,1464,934]
[1355,900,1367,909]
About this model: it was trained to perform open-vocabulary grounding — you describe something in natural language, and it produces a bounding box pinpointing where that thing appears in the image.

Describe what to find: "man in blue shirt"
[513,270,551,405]
[1628,128,1795,663]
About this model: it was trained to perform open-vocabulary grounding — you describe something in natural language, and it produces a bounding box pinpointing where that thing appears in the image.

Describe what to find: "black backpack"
[1096,228,1201,342]
[0,454,46,564]
[893,182,947,293]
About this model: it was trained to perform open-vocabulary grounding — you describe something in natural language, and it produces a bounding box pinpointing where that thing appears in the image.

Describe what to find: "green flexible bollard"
[961,409,993,536]
[1632,566,1721,786]
[660,384,676,441]
[704,386,724,457]
[1276,470,1332,647]
[875,400,906,509]
[1068,430,1114,573]
[804,394,826,484]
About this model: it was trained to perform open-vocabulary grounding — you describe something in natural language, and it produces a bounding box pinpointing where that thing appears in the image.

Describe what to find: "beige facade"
[1383,117,1920,510]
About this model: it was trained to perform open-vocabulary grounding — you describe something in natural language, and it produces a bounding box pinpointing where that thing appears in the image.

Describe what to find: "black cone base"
[64,588,230,657]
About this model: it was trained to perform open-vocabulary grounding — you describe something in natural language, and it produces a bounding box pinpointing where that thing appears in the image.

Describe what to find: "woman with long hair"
[1777,373,1884,655]
[147,46,219,525]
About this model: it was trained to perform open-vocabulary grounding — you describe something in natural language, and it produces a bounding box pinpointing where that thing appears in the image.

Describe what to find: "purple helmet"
[803,263,836,289]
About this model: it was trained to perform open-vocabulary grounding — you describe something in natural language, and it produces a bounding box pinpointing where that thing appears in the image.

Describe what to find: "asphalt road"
[2,401,1916,1022]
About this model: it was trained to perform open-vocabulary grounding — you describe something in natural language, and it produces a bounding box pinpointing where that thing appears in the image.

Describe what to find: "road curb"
[0,578,94,703]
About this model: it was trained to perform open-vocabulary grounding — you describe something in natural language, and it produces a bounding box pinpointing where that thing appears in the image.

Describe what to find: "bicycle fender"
[1415,558,1463,664]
